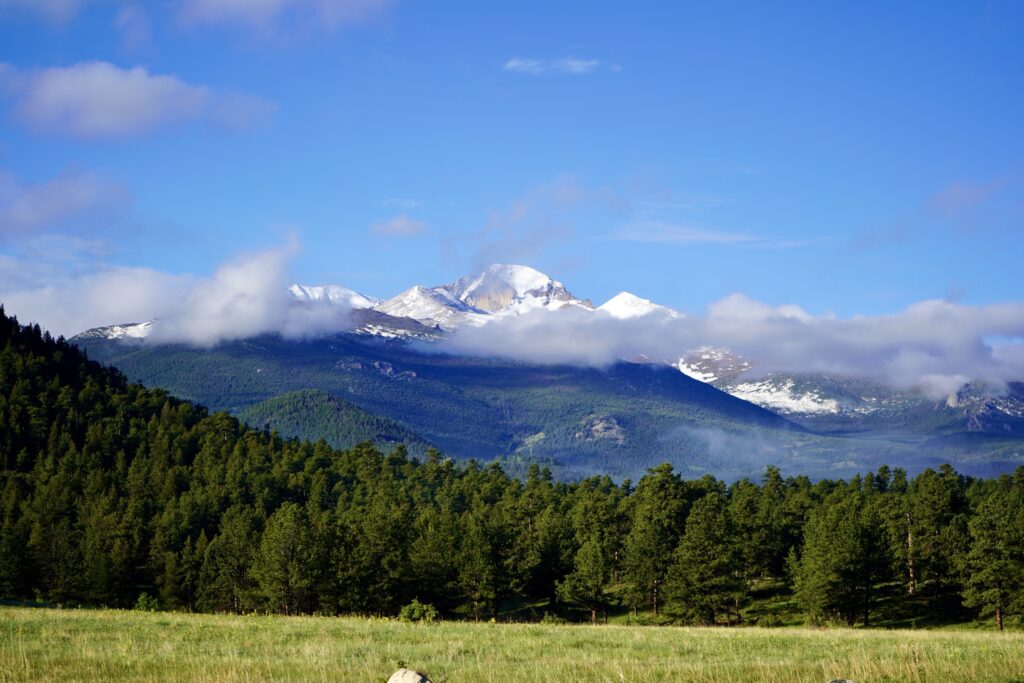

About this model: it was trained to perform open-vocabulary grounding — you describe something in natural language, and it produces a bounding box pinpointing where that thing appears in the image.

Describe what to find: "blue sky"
[1,0,1022,332]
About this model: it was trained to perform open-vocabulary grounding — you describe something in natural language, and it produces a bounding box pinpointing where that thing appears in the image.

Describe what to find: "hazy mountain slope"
[76,331,1024,479]
[69,262,1024,479]
[77,332,836,479]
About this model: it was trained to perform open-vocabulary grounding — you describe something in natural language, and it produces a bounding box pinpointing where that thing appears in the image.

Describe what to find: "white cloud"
[179,0,392,33]
[0,168,129,238]
[440,295,1024,398]
[371,214,427,237]
[0,61,275,139]
[149,242,355,346]
[1,241,356,344]
[2,265,193,338]
[504,57,607,76]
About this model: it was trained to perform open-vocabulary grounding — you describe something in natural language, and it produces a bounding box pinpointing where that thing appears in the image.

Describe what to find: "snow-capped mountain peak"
[445,263,591,313]
[455,264,552,299]
[376,285,488,330]
[289,284,379,309]
[599,291,681,320]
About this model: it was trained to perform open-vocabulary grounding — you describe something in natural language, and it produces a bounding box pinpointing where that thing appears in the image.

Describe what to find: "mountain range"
[72,264,1024,480]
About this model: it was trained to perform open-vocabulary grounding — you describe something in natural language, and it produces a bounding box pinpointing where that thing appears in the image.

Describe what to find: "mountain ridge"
[70,263,1024,464]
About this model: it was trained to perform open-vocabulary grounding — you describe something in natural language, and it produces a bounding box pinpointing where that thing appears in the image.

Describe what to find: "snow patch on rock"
[729,379,841,414]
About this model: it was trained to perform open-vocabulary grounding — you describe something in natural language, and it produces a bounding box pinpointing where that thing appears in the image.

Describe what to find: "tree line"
[1,308,1022,628]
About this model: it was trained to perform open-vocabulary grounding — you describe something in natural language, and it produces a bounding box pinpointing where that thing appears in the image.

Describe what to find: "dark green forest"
[237,388,435,457]
[2,309,1023,629]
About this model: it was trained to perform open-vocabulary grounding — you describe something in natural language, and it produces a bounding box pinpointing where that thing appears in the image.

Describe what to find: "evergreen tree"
[794,484,889,625]
[0,475,30,597]
[890,466,970,605]
[665,492,745,625]
[557,533,609,623]
[250,503,313,615]
[2,309,1024,627]
[960,484,1024,630]
[623,464,686,616]
[198,505,257,612]
[458,506,500,621]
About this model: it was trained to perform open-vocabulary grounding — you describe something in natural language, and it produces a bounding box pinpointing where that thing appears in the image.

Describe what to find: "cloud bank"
[4,237,1024,394]
[148,243,355,346]
[1,242,356,345]
[440,294,1024,397]
[0,61,275,138]
[2,265,193,338]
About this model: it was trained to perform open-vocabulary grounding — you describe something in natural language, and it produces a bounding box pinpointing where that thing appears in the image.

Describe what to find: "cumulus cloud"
[149,243,355,346]
[0,168,129,238]
[371,214,427,237]
[0,61,275,138]
[1,241,357,344]
[439,294,1024,398]
[179,0,392,34]
[2,265,193,338]
[504,57,610,76]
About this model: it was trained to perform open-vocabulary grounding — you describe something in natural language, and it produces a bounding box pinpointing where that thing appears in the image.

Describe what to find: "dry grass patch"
[2,607,1023,682]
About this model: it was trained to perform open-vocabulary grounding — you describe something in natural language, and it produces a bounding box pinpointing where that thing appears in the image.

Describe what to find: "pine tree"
[623,464,686,617]
[0,475,30,598]
[250,503,313,615]
[557,533,609,623]
[198,505,258,612]
[665,493,745,625]
[961,485,1024,631]
[794,486,889,625]
[898,466,969,603]
[458,507,499,621]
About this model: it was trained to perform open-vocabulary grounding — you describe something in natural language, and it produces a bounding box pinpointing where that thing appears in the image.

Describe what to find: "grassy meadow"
[2,607,1024,683]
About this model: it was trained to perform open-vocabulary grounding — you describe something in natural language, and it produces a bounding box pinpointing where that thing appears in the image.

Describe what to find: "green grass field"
[2,607,1023,682]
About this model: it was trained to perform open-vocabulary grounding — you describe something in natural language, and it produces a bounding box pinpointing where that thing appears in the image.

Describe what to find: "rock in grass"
[827,679,856,683]
[387,668,433,683]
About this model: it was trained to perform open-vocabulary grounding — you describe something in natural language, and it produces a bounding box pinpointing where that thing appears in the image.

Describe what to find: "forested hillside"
[77,333,939,482]
[237,388,434,456]
[2,309,1024,628]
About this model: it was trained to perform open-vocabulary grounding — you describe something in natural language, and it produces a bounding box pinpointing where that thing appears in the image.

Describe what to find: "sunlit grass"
[2,606,1023,682]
